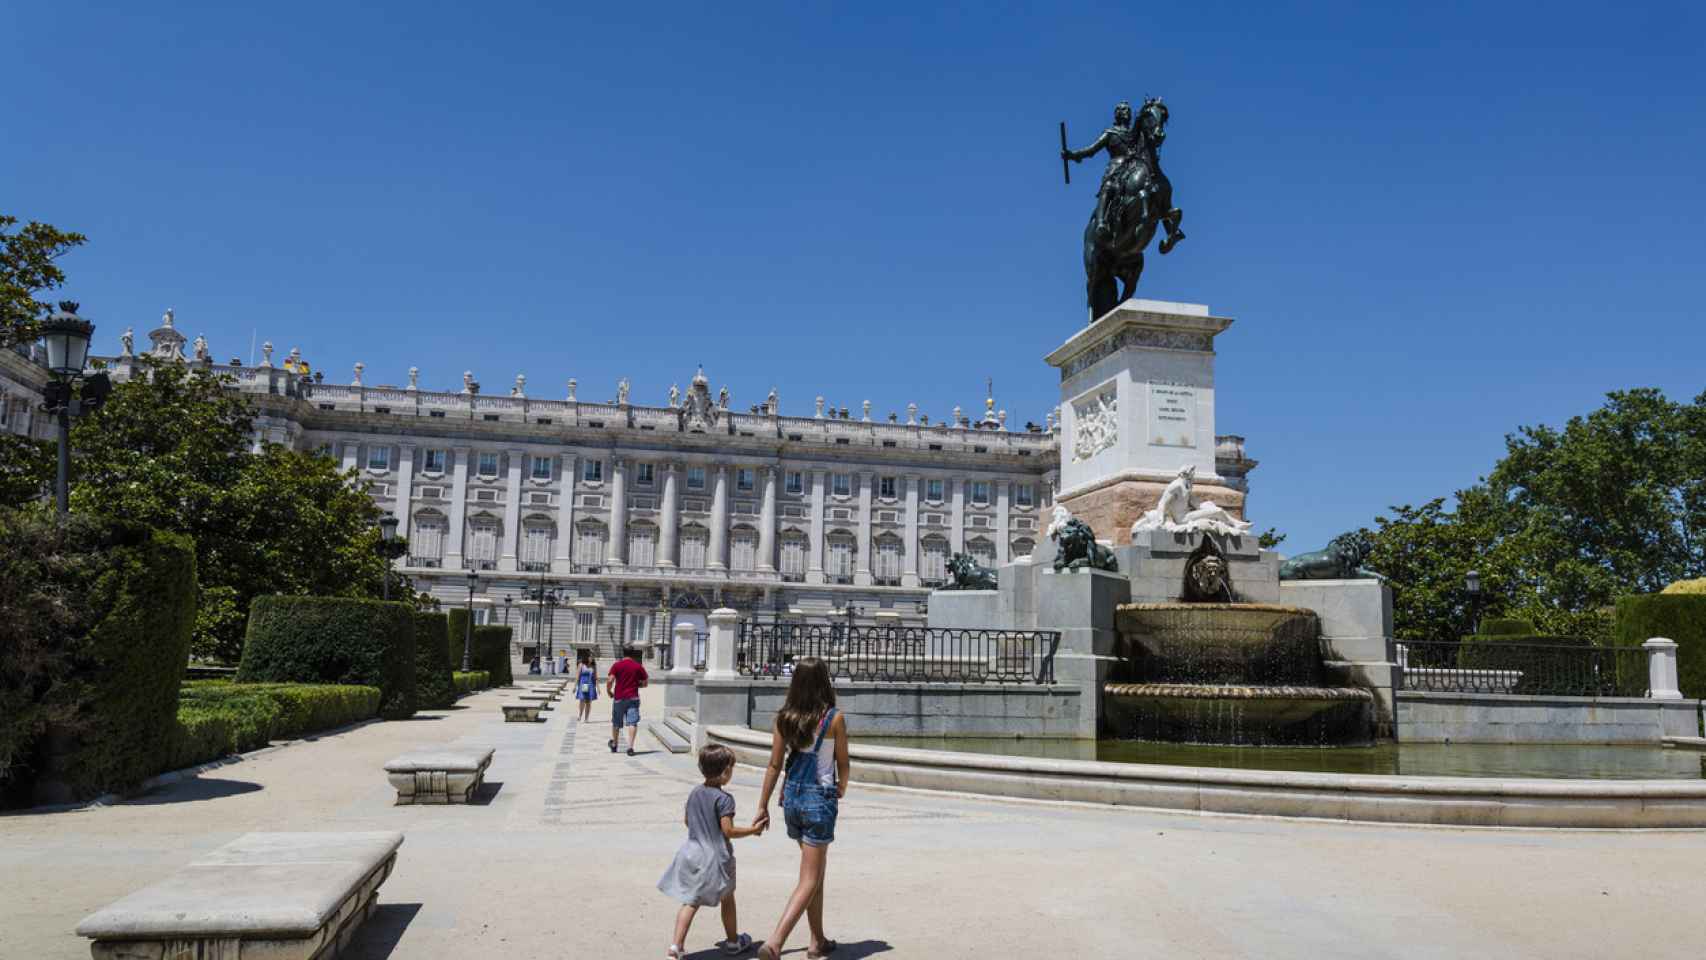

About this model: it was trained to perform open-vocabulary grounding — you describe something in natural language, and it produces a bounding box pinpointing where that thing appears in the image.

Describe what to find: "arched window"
[874,533,903,585]
[520,518,555,571]
[779,530,808,582]
[410,510,447,567]
[628,521,658,567]
[467,514,501,570]
[921,535,950,586]
[680,524,709,569]
[730,525,758,572]
[826,530,856,584]
[967,536,996,570]
[575,521,607,567]
[1011,537,1036,561]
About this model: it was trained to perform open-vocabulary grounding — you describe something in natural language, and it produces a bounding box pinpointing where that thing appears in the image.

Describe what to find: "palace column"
[807,468,827,585]
[950,478,965,554]
[553,453,576,572]
[500,447,524,571]
[902,474,920,587]
[444,446,470,569]
[393,444,415,528]
[855,469,874,586]
[658,462,680,567]
[995,477,1011,565]
[708,464,729,570]
[605,455,627,567]
[757,465,778,572]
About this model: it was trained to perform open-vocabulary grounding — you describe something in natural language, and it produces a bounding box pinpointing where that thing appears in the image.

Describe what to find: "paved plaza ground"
[3,684,1703,959]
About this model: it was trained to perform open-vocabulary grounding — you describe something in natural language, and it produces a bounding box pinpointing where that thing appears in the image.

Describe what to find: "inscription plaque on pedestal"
[1148,382,1197,448]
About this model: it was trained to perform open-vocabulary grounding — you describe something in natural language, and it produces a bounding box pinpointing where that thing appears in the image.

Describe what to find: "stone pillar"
[499,448,524,571]
[807,468,827,584]
[996,478,1011,565]
[1644,638,1683,700]
[445,446,470,569]
[902,474,921,587]
[855,470,874,585]
[758,465,778,572]
[708,464,729,570]
[705,607,740,680]
[671,622,696,676]
[950,478,965,554]
[605,456,627,566]
[393,444,415,528]
[553,453,576,572]
[658,462,680,567]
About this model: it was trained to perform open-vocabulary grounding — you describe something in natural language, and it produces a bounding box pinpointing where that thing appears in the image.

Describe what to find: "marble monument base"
[1059,472,1246,547]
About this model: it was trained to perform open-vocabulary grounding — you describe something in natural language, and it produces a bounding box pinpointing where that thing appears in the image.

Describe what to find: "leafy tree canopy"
[1,215,86,349]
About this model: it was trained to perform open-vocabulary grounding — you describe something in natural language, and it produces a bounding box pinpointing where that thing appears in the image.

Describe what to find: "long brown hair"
[775,657,836,750]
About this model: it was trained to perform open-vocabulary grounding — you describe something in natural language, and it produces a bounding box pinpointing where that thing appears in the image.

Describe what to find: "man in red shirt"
[605,646,650,756]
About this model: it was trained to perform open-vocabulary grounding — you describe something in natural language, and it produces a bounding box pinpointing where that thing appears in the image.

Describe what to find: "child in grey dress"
[658,744,765,957]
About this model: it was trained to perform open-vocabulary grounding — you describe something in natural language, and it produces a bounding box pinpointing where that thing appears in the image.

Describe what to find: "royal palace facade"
[1,311,1257,659]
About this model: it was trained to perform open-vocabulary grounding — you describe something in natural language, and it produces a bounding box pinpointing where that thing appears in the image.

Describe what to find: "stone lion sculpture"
[944,552,999,591]
[1131,465,1253,539]
[1278,533,1382,580]
[1046,505,1119,572]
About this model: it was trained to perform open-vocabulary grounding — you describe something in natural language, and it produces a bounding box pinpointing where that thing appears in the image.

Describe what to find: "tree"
[1,215,86,349]
[0,434,52,508]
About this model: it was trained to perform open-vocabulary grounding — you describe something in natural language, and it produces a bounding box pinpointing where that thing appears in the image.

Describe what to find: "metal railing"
[658,632,711,672]
[1398,640,1648,697]
[737,622,1060,684]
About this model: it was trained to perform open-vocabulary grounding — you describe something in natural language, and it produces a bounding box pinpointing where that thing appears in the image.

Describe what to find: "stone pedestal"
[1044,299,1243,544]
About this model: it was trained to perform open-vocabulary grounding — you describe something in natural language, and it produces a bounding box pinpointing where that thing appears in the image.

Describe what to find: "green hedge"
[1480,618,1537,636]
[0,512,198,805]
[1615,594,1706,699]
[237,597,417,719]
[453,670,491,695]
[167,681,380,770]
[412,611,455,709]
[447,609,513,686]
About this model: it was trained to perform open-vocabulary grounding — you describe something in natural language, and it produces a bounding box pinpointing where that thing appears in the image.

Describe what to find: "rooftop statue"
[1131,465,1252,538]
[1061,98,1187,320]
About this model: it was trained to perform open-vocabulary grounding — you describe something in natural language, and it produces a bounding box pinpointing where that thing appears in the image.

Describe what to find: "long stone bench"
[76,831,402,960]
[384,746,494,804]
[502,704,544,722]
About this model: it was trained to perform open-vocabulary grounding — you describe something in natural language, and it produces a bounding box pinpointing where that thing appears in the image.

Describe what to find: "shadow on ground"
[686,940,893,960]
[123,777,263,805]
[470,781,504,805]
[342,903,422,959]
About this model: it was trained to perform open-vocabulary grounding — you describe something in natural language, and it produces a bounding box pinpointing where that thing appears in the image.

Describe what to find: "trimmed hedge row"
[238,596,417,718]
[413,611,456,709]
[453,671,491,695]
[1615,594,1706,699]
[167,681,381,771]
[446,609,514,686]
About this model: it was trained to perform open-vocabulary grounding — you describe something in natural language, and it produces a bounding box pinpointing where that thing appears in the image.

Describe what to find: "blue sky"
[6,1,1702,548]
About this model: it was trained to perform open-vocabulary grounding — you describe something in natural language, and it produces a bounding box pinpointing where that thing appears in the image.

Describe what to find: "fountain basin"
[1104,682,1375,746]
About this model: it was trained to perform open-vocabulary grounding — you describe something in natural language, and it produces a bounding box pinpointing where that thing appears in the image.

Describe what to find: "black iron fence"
[737,622,1060,684]
[657,632,711,672]
[1398,640,1648,697]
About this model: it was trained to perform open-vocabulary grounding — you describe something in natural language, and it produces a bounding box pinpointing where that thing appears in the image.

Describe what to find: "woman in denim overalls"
[754,657,848,960]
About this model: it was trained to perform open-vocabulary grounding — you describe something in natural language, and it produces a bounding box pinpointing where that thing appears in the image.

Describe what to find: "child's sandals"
[718,932,754,955]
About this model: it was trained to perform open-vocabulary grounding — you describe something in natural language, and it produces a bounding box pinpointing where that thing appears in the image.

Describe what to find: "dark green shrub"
[453,670,490,695]
[412,611,455,709]
[1480,618,1537,636]
[472,625,514,686]
[0,510,197,804]
[237,597,416,719]
[1615,594,1706,698]
[167,682,380,769]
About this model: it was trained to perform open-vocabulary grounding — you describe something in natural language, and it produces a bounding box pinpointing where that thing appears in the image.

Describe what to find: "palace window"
[410,512,446,566]
[730,527,758,571]
[736,468,755,492]
[628,522,657,567]
[467,520,500,569]
[423,449,446,474]
[780,532,808,581]
[680,525,709,568]
[832,473,852,497]
[687,466,706,490]
[575,522,607,566]
[1012,537,1036,560]
[582,459,603,483]
[826,533,856,583]
[636,462,655,486]
[879,476,897,500]
[1015,483,1034,508]
[521,523,553,569]
[367,446,391,471]
[531,455,553,480]
[926,478,945,503]
[921,536,950,586]
[478,452,499,478]
[785,471,804,495]
[874,534,903,585]
[967,536,996,569]
[970,480,991,506]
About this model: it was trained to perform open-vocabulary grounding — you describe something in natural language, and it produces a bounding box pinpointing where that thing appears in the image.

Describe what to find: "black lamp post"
[377,515,400,600]
[462,568,480,671]
[38,303,108,516]
[503,594,513,626]
[1465,569,1482,636]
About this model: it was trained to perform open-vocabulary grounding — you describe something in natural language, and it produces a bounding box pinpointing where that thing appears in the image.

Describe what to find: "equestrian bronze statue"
[1061,98,1186,320]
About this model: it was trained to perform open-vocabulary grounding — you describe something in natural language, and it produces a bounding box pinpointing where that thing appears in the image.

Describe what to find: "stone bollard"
[705,608,740,680]
[671,622,696,676]
[1643,638,1683,700]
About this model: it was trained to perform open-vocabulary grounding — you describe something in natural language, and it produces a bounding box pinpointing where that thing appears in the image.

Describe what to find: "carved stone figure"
[512,373,526,397]
[1071,391,1118,462]
[679,367,722,432]
[717,386,729,409]
[566,378,577,401]
[119,327,134,358]
[766,387,778,413]
[1130,465,1252,538]
[1279,533,1383,581]
[943,553,999,591]
[261,342,275,367]
[1183,537,1234,602]
[1046,505,1119,572]
[192,334,209,362]
[669,383,680,407]
[616,378,630,405]
[1062,98,1187,319]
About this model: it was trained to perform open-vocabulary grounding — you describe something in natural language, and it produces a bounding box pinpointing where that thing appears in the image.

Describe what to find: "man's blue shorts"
[611,698,640,728]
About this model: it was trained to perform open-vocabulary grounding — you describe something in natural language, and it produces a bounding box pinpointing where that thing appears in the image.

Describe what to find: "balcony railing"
[737,622,1059,684]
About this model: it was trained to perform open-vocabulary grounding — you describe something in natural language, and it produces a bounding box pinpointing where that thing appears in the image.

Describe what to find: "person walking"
[658,744,764,958]
[573,650,598,722]
[753,657,847,960]
[606,645,649,756]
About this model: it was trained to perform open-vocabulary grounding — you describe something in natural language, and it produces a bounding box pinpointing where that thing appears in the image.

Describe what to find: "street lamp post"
[377,515,400,600]
[503,594,513,626]
[462,569,480,672]
[1465,569,1483,636]
[38,304,108,516]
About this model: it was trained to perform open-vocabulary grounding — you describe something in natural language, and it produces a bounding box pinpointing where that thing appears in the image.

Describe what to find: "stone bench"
[502,704,544,722]
[519,693,559,702]
[76,831,402,960]
[384,746,494,804]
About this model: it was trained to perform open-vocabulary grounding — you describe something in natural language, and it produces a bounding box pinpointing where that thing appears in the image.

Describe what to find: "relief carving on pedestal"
[1071,389,1118,463]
